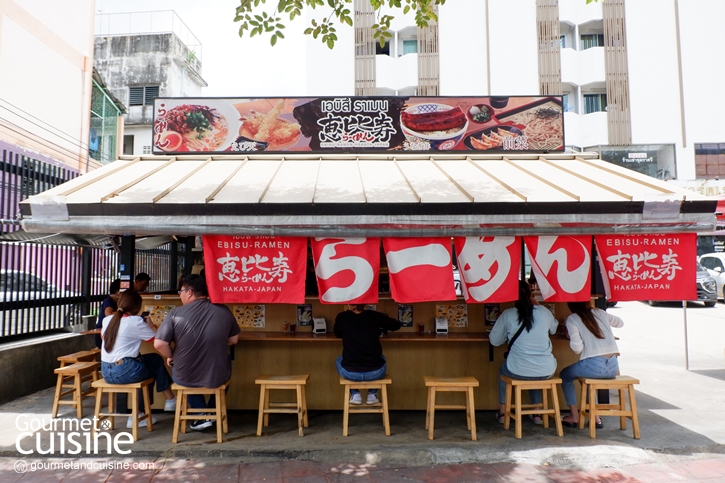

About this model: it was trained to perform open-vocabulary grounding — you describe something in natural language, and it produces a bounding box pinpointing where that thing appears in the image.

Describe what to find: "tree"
[234,0,600,49]
[234,0,443,49]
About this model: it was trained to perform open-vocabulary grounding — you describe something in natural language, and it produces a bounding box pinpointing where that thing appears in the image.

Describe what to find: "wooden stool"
[57,348,101,367]
[51,361,100,419]
[424,376,478,441]
[172,381,229,444]
[502,376,563,439]
[577,375,640,439]
[340,376,392,436]
[255,374,309,436]
[91,378,153,442]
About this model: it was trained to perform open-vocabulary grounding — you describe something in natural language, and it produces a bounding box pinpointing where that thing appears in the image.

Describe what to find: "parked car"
[0,269,81,336]
[648,261,717,307]
[698,252,725,301]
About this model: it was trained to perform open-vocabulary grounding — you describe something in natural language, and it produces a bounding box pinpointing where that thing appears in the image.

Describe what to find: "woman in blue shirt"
[490,280,559,424]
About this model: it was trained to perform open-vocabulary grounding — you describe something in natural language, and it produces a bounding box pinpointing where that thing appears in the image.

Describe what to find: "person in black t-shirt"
[333,304,401,405]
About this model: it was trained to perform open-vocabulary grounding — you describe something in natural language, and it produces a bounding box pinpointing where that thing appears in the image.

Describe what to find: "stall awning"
[19,153,716,237]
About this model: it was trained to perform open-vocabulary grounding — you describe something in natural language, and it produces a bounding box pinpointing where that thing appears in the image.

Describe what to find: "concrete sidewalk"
[0,301,724,481]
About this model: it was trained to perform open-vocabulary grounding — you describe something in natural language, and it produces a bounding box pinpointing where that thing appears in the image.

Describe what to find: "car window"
[701,257,715,270]
[713,258,725,271]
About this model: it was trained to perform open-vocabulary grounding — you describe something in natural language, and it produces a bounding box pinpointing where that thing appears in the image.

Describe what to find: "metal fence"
[0,148,116,337]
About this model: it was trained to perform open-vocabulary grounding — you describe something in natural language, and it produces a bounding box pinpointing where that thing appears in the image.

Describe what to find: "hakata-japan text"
[595,234,696,302]
[203,236,307,304]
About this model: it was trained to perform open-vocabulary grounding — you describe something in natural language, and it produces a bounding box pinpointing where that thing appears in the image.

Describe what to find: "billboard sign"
[152,96,564,155]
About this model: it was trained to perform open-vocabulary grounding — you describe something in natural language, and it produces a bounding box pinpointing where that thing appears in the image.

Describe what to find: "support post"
[119,236,135,292]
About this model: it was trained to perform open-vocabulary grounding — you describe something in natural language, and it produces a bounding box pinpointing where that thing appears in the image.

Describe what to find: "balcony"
[564,110,608,148]
[561,46,604,86]
[376,53,418,93]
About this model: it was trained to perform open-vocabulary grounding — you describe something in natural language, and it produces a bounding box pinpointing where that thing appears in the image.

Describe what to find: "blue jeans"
[336,356,386,395]
[498,360,554,406]
[559,355,619,406]
[101,353,172,407]
[172,376,229,410]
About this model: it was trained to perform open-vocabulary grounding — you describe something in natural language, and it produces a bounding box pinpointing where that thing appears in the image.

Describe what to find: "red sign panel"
[525,236,592,302]
[311,238,380,304]
[595,234,697,302]
[383,237,457,303]
[203,236,307,304]
[454,236,520,303]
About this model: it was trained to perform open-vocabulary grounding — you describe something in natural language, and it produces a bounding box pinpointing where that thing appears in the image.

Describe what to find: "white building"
[94,11,207,156]
[0,0,96,171]
[304,0,724,183]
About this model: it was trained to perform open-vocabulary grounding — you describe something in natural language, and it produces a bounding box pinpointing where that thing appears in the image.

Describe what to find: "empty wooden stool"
[172,381,229,444]
[255,374,310,436]
[340,376,392,436]
[51,361,100,418]
[424,376,478,440]
[57,348,101,367]
[502,376,563,439]
[577,375,640,439]
[91,378,153,441]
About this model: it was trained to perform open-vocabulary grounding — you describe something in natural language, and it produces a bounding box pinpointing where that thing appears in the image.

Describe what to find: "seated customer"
[95,278,121,348]
[134,272,151,293]
[154,275,240,431]
[489,280,559,424]
[559,301,624,428]
[333,304,401,405]
[100,290,176,427]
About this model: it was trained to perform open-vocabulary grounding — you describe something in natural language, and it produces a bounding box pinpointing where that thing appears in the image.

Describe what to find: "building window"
[129,86,159,106]
[695,143,725,179]
[142,145,152,154]
[583,93,607,114]
[123,135,134,155]
[559,35,566,48]
[403,40,417,55]
[580,34,604,50]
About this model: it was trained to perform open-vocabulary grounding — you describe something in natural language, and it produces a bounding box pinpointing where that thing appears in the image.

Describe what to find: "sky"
[96,0,310,96]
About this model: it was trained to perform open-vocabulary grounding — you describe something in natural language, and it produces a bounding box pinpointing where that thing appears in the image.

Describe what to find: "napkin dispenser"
[312,317,327,334]
[435,317,448,334]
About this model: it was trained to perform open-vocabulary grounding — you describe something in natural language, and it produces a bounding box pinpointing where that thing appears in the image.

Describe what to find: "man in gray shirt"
[155,274,240,430]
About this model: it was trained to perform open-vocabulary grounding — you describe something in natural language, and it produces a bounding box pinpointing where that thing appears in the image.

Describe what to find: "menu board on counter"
[398,304,414,327]
[436,304,468,328]
[297,304,313,326]
[143,304,177,326]
[233,304,265,328]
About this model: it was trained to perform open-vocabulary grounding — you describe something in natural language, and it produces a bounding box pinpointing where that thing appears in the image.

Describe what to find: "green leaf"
[403,5,410,14]
[254,15,263,21]
[271,33,278,46]
[344,16,352,26]
[276,30,285,38]
[327,38,334,49]
[304,27,313,34]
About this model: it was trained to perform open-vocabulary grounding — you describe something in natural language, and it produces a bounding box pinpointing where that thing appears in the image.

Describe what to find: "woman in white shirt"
[560,301,623,428]
[101,290,176,426]
[490,281,559,424]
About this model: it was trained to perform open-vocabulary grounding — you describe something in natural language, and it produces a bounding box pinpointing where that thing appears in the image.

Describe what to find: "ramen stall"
[18,96,716,410]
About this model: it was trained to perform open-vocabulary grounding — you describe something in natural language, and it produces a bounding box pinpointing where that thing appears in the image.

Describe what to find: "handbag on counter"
[503,323,526,359]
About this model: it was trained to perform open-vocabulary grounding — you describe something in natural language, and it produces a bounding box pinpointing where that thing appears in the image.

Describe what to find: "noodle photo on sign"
[497,100,563,151]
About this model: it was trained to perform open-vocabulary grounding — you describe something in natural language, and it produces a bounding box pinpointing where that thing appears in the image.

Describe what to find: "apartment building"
[341,0,724,184]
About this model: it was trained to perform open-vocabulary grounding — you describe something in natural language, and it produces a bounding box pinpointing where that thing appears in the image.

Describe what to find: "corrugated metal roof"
[18,153,716,237]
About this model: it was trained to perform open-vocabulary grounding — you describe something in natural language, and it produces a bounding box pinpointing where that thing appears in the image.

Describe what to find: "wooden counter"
[140,294,581,411]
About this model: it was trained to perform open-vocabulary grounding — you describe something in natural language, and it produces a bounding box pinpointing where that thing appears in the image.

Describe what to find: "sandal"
[496,412,505,424]
[528,414,543,425]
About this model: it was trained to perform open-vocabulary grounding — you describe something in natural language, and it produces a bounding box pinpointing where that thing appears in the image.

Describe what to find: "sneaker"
[349,393,363,405]
[126,412,157,429]
[365,392,380,405]
[164,398,177,412]
[529,414,543,425]
[496,412,506,424]
[189,415,213,431]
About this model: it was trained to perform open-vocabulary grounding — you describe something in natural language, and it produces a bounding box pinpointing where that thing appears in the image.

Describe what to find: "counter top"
[237,331,492,342]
